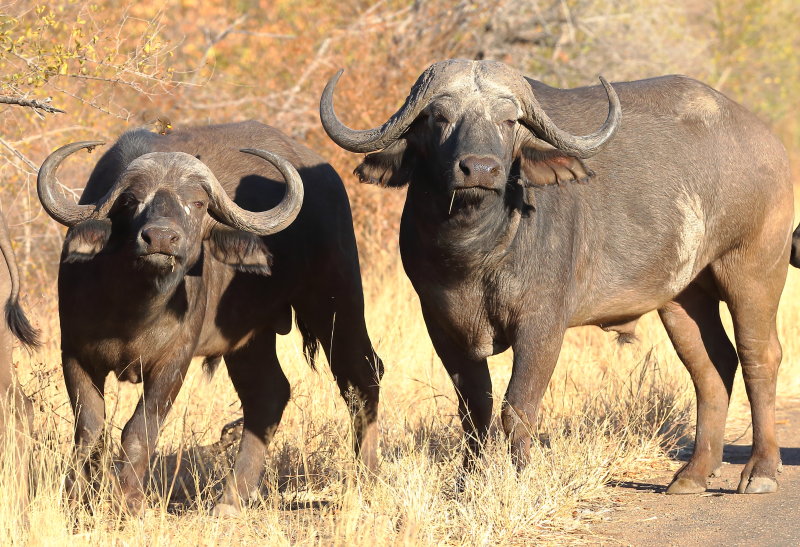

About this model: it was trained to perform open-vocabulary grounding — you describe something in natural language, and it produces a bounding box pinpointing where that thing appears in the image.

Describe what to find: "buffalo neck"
[401,179,523,279]
[61,253,201,335]
[400,178,587,300]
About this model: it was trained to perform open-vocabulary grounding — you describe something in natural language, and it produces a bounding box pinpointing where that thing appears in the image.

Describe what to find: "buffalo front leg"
[658,283,738,494]
[502,325,565,469]
[440,350,492,471]
[63,355,106,510]
[422,311,493,472]
[213,332,290,516]
[115,358,191,515]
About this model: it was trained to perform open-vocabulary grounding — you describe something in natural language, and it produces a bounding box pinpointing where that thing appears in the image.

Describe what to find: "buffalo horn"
[201,148,304,236]
[520,76,621,159]
[37,141,106,226]
[320,67,444,153]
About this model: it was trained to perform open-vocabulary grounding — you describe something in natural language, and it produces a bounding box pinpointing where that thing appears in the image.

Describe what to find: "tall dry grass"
[1,256,798,544]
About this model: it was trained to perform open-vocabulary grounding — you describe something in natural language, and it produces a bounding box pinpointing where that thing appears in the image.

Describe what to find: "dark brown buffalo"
[37,121,383,516]
[0,208,39,518]
[321,59,793,495]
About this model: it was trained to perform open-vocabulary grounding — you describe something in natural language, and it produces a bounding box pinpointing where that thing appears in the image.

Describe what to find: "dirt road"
[592,403,800,546]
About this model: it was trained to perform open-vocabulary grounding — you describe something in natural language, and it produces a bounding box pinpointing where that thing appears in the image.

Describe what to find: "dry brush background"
[1,0,799,543]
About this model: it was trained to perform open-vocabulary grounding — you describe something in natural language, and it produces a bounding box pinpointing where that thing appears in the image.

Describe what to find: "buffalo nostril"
[142,226,180,249]
[458,156,503,182]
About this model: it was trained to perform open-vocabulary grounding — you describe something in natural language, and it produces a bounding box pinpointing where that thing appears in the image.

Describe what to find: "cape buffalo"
[38,121,384,515]
[321,59,793,495]
[0,208,39,519]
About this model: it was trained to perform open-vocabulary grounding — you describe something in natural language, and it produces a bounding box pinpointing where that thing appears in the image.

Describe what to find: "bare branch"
[0,96,65,114]
[0,136,84,202]
[0,136,40,173]
[189,14,249,86]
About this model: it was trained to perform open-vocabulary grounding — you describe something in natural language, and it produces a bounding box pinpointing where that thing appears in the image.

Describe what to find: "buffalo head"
[38,143,304,286]
[320,59,620,211]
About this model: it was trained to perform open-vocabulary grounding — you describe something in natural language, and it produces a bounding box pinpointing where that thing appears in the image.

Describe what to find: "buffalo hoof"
[737,476,778,494]
[120,493,146,517]
[211,502,241,518]
[665,477,706,494]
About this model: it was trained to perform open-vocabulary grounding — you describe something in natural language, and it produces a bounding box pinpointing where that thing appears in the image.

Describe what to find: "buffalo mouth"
[446,184,501,210]
[136,251,181,273]
[451,184,499,193]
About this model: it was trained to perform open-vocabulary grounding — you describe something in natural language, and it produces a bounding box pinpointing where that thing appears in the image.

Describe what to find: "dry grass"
[1,253,799,544]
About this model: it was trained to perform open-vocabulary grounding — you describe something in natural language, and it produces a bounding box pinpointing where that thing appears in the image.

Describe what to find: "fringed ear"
[208,225,272,276]
[64,219,112,262]
[519,146,595,187]
[354,139,413,188]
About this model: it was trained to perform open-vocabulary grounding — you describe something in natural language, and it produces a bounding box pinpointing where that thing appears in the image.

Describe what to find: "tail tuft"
[6,298,39,350]
[202,355,223,378]
[295,315,319,369]
[615,331,638,345]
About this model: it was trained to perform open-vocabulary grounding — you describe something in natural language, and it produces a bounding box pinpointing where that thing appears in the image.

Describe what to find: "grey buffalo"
[321,59,792,495]
[37,121,384,515]
[0,208,39,519]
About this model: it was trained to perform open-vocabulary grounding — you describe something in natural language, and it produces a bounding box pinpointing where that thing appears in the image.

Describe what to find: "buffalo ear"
[64,219,112,262]
[519,146,595,187]
[208,225,272,276]
[354,139,413,188]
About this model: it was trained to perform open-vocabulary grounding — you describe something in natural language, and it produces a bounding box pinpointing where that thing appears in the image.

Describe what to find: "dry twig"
[0,96,65,115]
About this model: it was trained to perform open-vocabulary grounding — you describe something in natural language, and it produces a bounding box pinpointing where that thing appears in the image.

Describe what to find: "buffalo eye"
[503,119,517,128]
[192,201,205,209]
[117,193,137,208]
[434,113,450,125]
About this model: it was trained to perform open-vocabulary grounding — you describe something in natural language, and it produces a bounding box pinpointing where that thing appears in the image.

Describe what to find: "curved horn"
[202,149,304,236]
[320,67,443,153]
[37,141,105,226]
[521,76,621,159]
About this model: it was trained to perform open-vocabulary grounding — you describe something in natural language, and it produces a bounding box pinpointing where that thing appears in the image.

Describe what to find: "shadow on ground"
[608,440,799,495]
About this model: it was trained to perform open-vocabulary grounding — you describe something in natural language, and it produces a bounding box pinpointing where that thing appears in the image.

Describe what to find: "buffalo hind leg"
[293,296,383,474]
[324,318,383,473]
[214,332,289,516]
[0,364,34,518]
[63,355,107,510]
[658,282,738,494]
[713,251,786,494]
